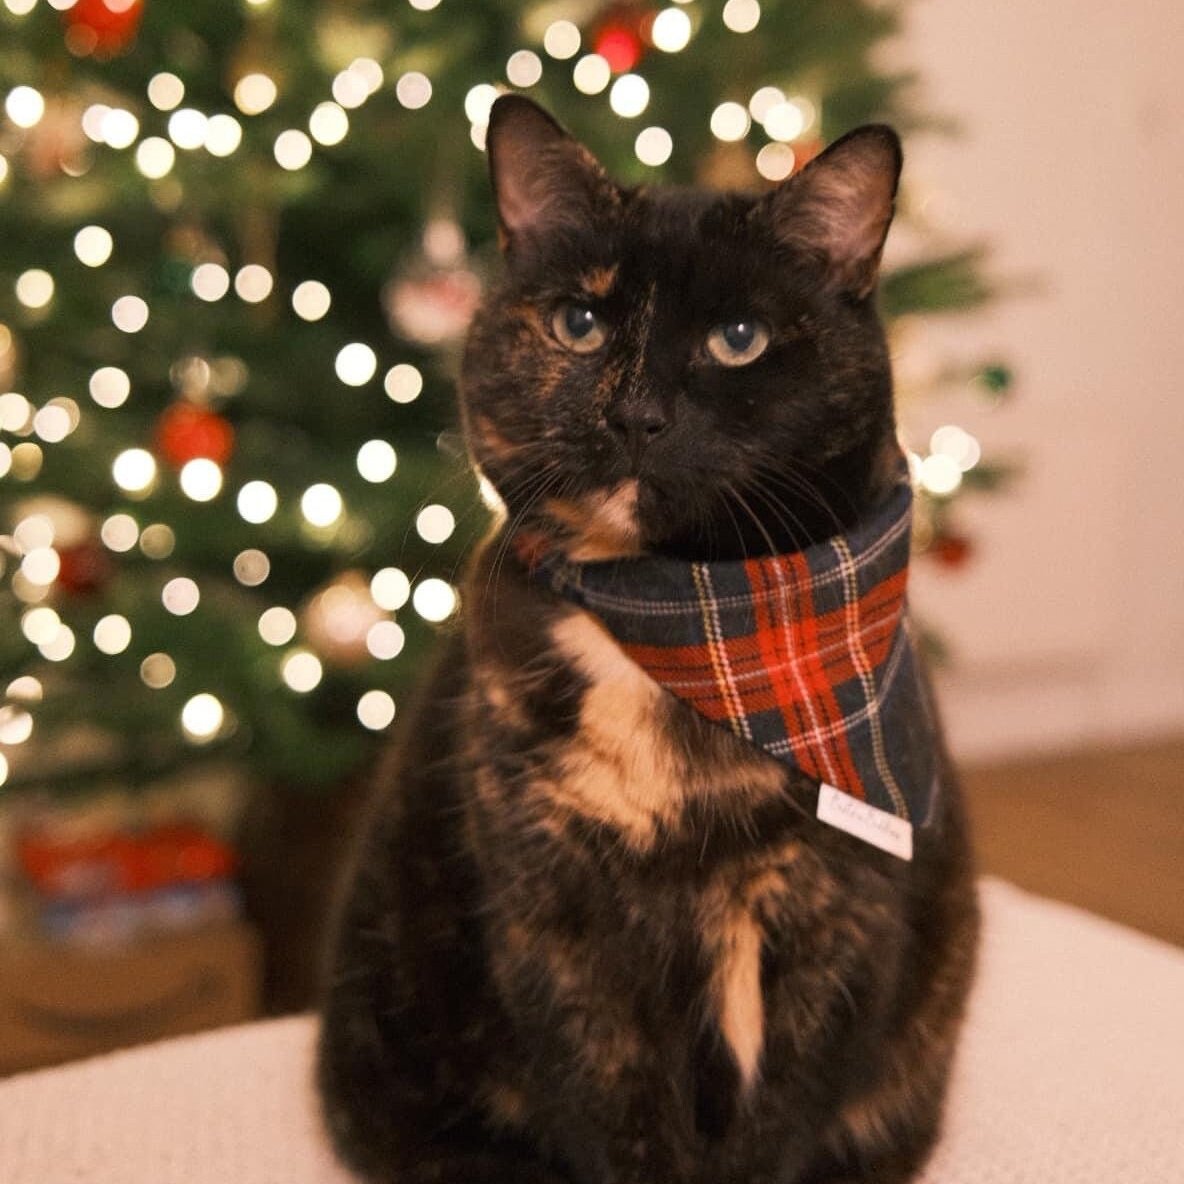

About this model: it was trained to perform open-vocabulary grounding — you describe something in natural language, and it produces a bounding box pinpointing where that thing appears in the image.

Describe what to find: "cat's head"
[461,95,904,562]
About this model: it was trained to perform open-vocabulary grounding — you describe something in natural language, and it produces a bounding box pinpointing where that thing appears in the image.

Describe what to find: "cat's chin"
[542,479,645,562]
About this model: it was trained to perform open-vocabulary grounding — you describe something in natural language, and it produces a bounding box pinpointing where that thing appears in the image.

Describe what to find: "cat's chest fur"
[464,548,855,1108]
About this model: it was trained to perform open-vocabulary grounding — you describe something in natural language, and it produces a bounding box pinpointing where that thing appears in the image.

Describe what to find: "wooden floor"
[961,736,1184,948]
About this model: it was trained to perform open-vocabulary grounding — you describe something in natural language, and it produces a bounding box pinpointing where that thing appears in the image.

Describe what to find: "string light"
[168,108,208,150]
[415,504,455,544]
[723,0,761,34]
[90,366,131,408]
[100,108,139,149]
[9,442,42,480]
[94,614,132,655]
[395,72,432,110]
[366,620,405,661]
[301,483,343,527]
[930,424,982,472]
[635,126,673,166]
[136,137,176,178]
[148,72,185,112]
[349,58,384,95]
[281,649,323,693]
[13,514,53,551]
[235,264,273,303]
[112,448,156,494]
[506,50,543,88]
[233,548,270,586]
[179,457,223,501]
[0,392,31,430]
[274,129,313,170]
[141,653,177,689]
[4,0,37,17]
[33,399,79,442]
[336,342,377,386]
[309,102,349,146]
[609,74,649,117]
[112,295,149,332]
[0,706,34,746]
[0,444,12,479]
[0,154,8,187]
[749,86,786,123]
[237,480,278,523]
[6,676,43,702]
[710,101,750,141]
[573,54,611,95]
[258,607,297,646]
[763,101,805,142]
[40,624,75,662]
[205,113,243,156]
[357,439,397,482]
[384,363,423,403]
[15,269,54,310]
[412,578,458,622]
[408,0,441,10]
[192,262,231,301]
[371,567,411,611]
[74,225,114,267]
[756,142,795,180]
[162,577,201,616]
[332,68,369,110]
[181,693,224,742]
[20,547,60,587]
[21,606,60,646]
[81,104,109,142]
[651,8,693,52]
[5,86,45,129]
[544,20,581,60]
[464,84,499,126]
[234,74,277,116]
[139,523,176,558]
[291,280,330,320]
[918,453,963,497]
[100,513,140,552]
[357,691,396,731]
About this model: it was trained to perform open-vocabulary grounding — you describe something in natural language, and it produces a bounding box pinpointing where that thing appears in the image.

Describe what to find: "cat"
[317,94,978,1184]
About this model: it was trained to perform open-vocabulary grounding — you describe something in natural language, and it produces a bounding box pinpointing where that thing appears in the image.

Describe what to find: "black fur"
[318,97,978,1184]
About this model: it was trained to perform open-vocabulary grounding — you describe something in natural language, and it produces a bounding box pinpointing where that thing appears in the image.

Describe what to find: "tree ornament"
[384,263,482,347]
[155,402,235,469]
[62,0,145,58]
[57,540,114,597]
[591,4,652,73]
[931,532,974,570]
[301,571,387,666]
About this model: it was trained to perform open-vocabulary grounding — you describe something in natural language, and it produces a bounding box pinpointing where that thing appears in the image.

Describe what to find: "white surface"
[900,0,1184,760]
[1,879,1181,1183]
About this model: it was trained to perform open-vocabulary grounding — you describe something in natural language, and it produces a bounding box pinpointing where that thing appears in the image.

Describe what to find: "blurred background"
[0,0,1180,1075]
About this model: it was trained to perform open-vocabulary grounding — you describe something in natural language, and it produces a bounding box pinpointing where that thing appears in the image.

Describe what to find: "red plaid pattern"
[523,478,937,826]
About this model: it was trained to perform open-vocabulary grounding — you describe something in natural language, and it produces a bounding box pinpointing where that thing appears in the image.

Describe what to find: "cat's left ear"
[763,125,902,299]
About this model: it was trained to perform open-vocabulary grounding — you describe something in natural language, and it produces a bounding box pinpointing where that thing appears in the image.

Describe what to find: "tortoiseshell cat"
[318,96,978,1184]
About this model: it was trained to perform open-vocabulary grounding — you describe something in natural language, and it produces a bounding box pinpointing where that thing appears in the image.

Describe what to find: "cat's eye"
[706,320,770,367]
[552,303,608,354]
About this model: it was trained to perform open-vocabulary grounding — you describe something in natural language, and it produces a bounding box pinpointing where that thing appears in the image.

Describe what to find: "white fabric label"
[817,782,914,861]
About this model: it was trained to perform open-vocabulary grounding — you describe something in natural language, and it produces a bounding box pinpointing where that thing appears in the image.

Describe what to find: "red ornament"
[56,540,113,597]
[155,402,235,468]
[62,0,145,57]
[931,533,974,570]
[594,24,644,73]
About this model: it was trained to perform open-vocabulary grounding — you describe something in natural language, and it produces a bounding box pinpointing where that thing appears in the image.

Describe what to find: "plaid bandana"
[521,477,939,848]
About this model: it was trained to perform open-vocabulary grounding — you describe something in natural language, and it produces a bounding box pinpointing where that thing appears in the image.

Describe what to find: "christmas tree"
[0,0,1008,799]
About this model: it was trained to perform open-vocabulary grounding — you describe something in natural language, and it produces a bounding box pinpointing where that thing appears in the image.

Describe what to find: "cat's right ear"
[486,95,617,256]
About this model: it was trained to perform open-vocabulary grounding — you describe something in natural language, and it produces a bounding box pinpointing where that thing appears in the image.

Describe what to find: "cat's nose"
[605,402,669,468]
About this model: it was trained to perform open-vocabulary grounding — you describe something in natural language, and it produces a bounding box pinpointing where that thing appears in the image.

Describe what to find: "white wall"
[899,0,1184,760]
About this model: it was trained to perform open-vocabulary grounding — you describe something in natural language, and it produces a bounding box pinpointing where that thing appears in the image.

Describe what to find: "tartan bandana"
[520,476,939,834]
